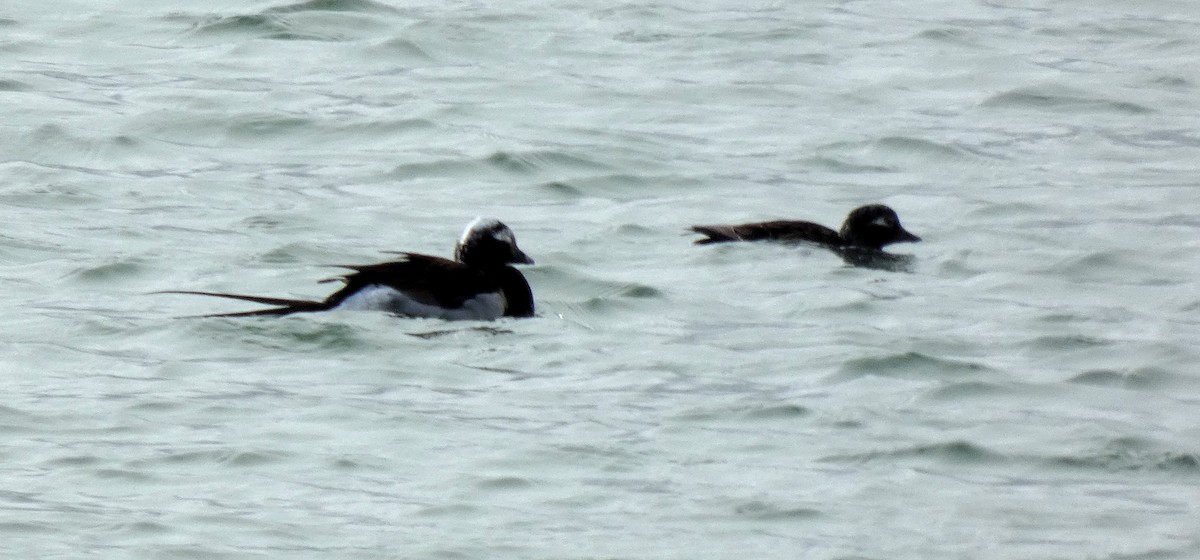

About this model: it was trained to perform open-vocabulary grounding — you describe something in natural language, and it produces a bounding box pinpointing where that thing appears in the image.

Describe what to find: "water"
[3,0,1199,558]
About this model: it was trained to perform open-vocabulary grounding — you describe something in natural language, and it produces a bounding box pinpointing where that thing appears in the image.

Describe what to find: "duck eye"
[870,216,891,227]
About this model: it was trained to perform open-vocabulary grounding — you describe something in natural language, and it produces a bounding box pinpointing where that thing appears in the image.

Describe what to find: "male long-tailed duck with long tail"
[163,218,534,320]
[691,204,920,251]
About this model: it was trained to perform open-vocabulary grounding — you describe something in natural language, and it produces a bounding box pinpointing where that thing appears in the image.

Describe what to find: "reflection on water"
[836,247,917,272]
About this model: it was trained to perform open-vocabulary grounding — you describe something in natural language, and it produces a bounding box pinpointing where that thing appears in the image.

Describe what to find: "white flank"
[334,284,505,321]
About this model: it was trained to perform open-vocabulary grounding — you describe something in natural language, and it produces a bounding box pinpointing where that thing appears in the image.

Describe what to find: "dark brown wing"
[691,220,844,247]
[323,253,500,310]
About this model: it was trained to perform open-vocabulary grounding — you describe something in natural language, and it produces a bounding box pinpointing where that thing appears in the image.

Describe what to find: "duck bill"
[895,228,921,243]
[511,249,534,265]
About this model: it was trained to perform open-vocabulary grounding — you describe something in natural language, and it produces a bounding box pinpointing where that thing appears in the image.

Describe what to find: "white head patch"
[491,226,515,245]
[460,217,504,245]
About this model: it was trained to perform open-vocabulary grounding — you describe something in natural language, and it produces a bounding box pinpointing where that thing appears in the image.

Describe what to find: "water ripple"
[733,501,821,521]
[823,437,1200,475]
[262,0,402,15]
[388,150,613,182]
[832,351,997,382]
[821,440,1005,466]
[981,85,1154,114]
[1066,366,1182,391]
[1048,437,1200,474]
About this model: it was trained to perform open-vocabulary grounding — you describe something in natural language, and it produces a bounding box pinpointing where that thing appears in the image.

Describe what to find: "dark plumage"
[691,204,920,251]
[162,218,534,320]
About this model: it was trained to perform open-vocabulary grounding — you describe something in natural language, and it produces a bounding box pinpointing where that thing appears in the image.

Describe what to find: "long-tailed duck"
[164,218,534,320]
[691,204,920,251]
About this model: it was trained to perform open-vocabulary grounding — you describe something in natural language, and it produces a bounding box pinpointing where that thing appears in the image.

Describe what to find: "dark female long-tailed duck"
[691,204,920,251]
[164,218,534,320]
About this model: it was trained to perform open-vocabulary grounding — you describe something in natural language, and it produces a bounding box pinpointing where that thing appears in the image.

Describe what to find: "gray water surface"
[3,1,1199,558]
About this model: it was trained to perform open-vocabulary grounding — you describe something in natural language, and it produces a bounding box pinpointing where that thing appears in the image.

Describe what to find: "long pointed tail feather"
[155,290,329,317]
[690,225,740,244]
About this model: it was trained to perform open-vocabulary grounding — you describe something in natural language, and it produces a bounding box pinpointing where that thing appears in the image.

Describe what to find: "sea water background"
[2,0,1199,558]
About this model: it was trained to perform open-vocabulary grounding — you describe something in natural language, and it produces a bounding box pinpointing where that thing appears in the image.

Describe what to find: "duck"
[163,217,534,320]
[690,204,920,251]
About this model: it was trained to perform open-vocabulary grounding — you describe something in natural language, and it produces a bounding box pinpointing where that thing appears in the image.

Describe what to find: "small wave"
[0,405,43,435]
[67,260,149,284]
[1101,129,1200,149]
[613,30,692,44]
[365,37,434,61]
[710,26,820,44]
[1147,75,1193,89]
[812,136,986,170]
[102,521,171,536]
[620,284,662,299]
[45,455,99,469]
[536,173,671,200]
[980,85,1153,115]
[673,403,810,422]
[0,521,55,534]
[187,14,294,37]
[1033,334,1111,350]
[873,136,978,159]
[256,243,320,264]
[821,440,1005,466]
[276,322,364,348]
[415,504,478,517]
[409,326,514,339]
[915,27,979,46]
[734,500,821,521]
[94,469,156,482]
[186,12,364,41]
[8,125,148,171]
[537,181,585,197]
[572,289,658,315]
[532,265,664,325]
[193,115,434,148]
[744,403,810,420]
[1047,437,1200,474]
[1066,366,1178,391]
[226,115,316,139]
[196,318,376,353]
[389,150,612,181]
[797,155,895,174]
[484,150,612,175]
[921,380,1014,401]
[475,476,534,490]
[1041,250,1167,285]
[834,351,996,381]
[0,79,31,92]
[823,438,1200,474]
[131,448,290,468]
[263,0,401,15]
